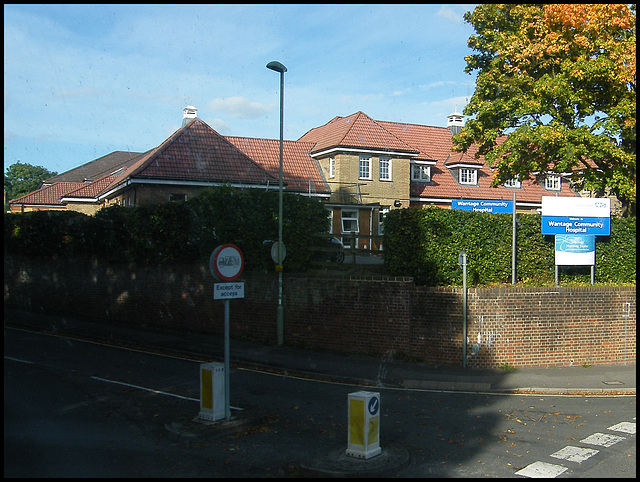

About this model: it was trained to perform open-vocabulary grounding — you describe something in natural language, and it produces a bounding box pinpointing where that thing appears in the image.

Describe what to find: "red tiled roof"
[63,173,124,200]
[9,182,86,205]
[226,136,329,194]
[376,118,577,203]
[11,111,578,209]
[130,118,277,185]
[299,111,418,155]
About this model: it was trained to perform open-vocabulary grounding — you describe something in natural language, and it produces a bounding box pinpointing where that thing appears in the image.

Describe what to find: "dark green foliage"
[185,187,329,271]
[4,186,330,272]
[383,206,635,286]
[4,161,58,200]
[4,210,89,256]
[595,217,637,283]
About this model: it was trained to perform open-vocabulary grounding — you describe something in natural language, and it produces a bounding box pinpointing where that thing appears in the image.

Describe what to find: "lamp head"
[266,61,287,73]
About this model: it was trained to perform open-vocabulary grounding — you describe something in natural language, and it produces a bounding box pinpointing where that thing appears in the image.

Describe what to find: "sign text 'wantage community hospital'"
[541,197,611,236]
[452,199,513,214]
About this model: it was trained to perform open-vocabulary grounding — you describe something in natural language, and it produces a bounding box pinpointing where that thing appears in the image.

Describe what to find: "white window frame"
[329,157,335,178]
[359,156,371,180]
[379,157,391,181]
[328,209,335,234]
[412,163,431,182]
[504,176,521,189]
[341,209,359,248]
[459,168,478,185]
[545,174,561,191]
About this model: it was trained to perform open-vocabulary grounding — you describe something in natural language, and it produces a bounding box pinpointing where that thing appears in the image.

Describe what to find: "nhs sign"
[541,197,610,236]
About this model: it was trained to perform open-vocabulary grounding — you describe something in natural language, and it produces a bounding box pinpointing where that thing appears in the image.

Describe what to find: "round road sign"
[210,244,244,281]
[270,241,287,264]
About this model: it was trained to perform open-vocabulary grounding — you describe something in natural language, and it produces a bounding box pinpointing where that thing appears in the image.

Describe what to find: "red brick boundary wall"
[4,256,635,368]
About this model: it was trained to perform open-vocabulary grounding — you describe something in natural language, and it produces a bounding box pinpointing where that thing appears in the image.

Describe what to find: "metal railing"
[311,232,384,266]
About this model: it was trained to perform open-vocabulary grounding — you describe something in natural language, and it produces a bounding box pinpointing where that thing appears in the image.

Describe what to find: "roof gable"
[299,111,418,155]
[128,118,277,185]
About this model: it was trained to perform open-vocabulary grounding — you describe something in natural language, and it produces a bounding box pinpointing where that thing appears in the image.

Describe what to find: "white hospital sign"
[541,197,610,236]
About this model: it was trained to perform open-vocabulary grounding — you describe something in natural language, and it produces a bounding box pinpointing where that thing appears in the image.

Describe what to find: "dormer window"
[412,164,431,182]
[504,176,521,189]
[411,160,436,182]
[459,168,477,185]
[545,174,561,191]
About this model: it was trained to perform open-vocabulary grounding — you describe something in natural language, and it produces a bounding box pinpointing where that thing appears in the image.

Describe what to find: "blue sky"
[4,4,478,176]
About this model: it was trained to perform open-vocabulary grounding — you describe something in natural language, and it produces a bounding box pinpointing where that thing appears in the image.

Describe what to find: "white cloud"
[428,96,470,116]
[207,97,273,119]
[205,118,231,134]
[419,81,458,91]
[436,6,464,24]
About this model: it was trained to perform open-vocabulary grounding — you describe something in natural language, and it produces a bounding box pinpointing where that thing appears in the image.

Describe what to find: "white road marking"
[607,421,636,435]
[550,445,599,463]
[90,376,243,410]
[515,461,568,478]
[91,376,200,402]
[580,432,626,447]
[4,356,34,364]
[517,418,634,477]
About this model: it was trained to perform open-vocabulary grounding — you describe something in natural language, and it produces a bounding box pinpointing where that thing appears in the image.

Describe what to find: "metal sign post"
[209,244,244,421]
[458,251,468,369]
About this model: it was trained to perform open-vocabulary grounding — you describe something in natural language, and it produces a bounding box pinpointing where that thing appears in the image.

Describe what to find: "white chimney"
[447,108,464,135]
[182,105,198,126]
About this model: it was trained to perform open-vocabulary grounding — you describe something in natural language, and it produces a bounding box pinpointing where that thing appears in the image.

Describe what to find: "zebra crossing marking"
[607,421,635,435]
[550,445,599,463]
[580,432,626,447]
[516,418,634,477]
[515,461,568,478]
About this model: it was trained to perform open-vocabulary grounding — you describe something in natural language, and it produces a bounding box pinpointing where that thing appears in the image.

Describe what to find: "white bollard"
[199,362,225,421]
[346,391,381,459]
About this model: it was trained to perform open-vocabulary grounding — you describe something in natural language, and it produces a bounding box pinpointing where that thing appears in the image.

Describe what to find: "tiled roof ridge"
[225,134,314,146]
[43,150,148,184]
[355,111,419,153]
[124,119,198,178]
[95,146,161,195]
[376,117,450,132]
[336,111,365,147]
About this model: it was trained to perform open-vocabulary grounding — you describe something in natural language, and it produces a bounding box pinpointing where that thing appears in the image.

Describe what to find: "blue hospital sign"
[452,199,513,214]
[541,197,610,236]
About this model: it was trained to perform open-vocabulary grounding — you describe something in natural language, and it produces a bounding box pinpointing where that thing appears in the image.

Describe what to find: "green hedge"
[383,206,636,286]
[4,195,635,285]
[4,186,330,272]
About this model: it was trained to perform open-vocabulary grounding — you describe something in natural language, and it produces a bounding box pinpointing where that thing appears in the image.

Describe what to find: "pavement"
[4,307,635,396]
[4,307,636,477]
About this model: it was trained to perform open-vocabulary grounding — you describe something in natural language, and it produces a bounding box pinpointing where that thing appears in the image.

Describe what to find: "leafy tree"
[4,161,57,200]
[454,4,636,215]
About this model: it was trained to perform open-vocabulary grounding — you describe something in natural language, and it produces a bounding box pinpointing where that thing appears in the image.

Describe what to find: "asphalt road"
[4,326,636,477]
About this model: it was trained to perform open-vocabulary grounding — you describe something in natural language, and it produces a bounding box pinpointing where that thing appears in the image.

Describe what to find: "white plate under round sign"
[210,244,244,281]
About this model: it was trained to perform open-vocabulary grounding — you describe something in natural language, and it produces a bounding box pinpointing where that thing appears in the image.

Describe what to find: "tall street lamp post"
[266,60,287,346]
